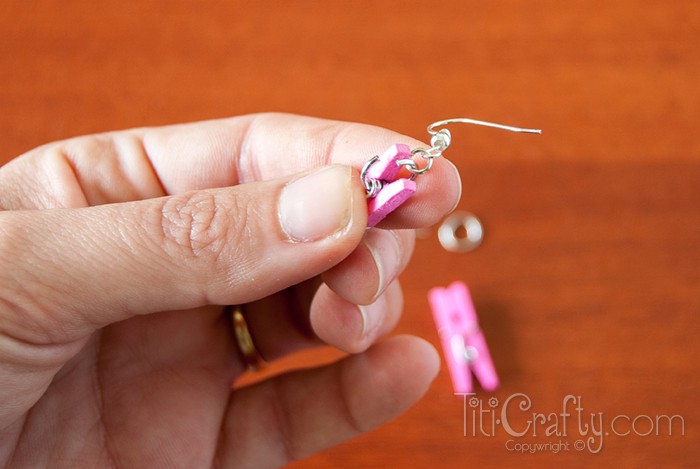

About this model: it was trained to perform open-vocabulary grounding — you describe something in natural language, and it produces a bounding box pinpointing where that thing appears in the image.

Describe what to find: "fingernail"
[279,166,353,242]
[358,293,387,340]
[363,229,401,301]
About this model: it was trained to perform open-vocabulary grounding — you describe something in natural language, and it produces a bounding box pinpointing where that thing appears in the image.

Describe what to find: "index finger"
[8,113,461,227]
[145,113,461,228]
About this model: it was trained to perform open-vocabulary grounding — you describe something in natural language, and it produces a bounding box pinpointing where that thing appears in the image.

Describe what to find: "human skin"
[0,113,461,468]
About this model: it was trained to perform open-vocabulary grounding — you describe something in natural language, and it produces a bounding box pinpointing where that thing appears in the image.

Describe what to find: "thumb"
[0,165,366,343]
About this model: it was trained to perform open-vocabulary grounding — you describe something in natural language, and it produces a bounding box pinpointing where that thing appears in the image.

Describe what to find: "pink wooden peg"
[428,281,499,394]
[365,143,416,227]
[367,179,416,227]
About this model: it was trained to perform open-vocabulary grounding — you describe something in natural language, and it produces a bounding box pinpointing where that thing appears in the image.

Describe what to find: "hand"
[0,114,460,467]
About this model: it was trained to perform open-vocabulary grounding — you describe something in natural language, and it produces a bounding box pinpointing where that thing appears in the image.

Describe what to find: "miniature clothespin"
[428,281,499,394]
[362,144,417,227]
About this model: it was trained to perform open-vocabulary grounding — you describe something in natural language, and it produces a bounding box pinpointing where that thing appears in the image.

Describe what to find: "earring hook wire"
[427,118,542,136]
[364,117,542,195]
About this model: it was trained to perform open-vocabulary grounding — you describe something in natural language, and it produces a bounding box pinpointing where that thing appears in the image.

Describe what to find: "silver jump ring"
[438,211,484,252]
[361,155,383,198]
[412,146,443,160]
[397,155,433,177]
[365,178,382,198]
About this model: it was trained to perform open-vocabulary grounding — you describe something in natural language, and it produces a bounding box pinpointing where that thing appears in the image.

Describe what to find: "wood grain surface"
[1,1,698,467]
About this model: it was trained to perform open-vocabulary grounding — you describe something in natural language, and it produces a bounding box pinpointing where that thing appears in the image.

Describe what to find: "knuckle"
[0,214,68,345]
[159,190,233,261]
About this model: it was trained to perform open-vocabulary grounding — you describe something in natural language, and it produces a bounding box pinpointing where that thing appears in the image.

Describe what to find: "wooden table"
[2,1,698,467]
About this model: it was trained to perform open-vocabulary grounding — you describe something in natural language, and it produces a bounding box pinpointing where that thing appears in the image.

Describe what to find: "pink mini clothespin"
[428,281,499,394]
[362,144,417,227]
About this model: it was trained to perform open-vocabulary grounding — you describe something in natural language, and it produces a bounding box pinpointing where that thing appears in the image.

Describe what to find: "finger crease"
[337,361,365,435]
[270,378,300,464]
[92,332,120,469]
[134,134,168,197]
[236,115,263,185]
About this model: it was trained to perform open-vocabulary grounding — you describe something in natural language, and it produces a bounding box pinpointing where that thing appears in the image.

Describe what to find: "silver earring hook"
[427,118,542,137]
[365,117,542,193]
[425,118,542,155]
[396,117,541,180]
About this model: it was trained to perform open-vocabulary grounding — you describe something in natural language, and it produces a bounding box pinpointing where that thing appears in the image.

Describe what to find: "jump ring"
[398,156,433,176]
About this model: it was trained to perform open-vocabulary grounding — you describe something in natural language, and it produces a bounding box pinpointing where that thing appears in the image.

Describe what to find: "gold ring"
[230,305,264,371]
